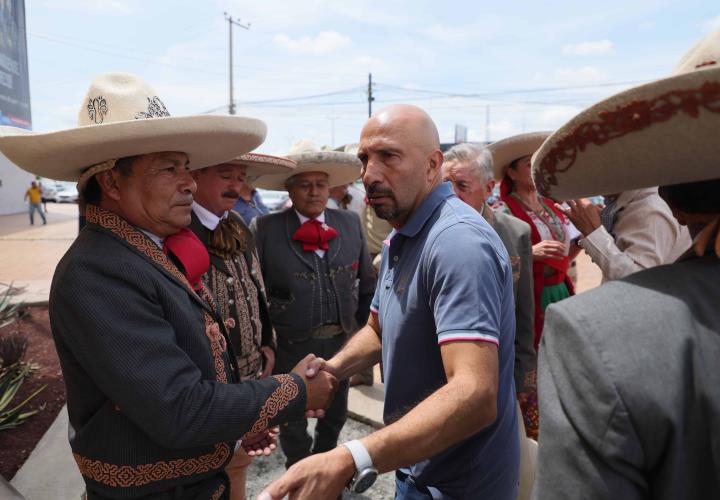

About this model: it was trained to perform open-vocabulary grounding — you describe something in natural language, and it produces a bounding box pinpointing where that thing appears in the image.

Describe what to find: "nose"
[362,155,383,188]
[179,168,196,194]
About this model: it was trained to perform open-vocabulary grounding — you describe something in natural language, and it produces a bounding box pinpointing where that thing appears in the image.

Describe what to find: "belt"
[310,324,344,339]
[396,469,433,496]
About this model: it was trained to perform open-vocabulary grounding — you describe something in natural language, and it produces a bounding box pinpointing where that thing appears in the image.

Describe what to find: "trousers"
[273,332,349,468]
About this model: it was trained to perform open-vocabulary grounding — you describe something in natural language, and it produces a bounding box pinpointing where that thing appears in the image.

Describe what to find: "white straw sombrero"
[253,139,361,190]
[533,29,720,200]
[0,73,267,191]
[487,132,551,181]
[227,153,296,182]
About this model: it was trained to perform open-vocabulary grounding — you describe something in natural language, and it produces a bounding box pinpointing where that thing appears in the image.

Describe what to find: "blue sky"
[23,0,720,153]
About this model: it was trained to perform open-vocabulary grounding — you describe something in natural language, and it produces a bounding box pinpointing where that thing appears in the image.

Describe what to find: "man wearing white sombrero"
[531,29,720,498]
[0,73,339,500]
[250,140,376,470]
[189,153,296,500]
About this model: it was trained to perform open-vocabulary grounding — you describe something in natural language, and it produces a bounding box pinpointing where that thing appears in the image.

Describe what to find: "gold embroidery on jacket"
[73,443,231,488]
[243,374,300,438]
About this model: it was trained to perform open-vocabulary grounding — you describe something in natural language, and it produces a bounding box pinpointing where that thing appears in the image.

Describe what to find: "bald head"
[366,104,440,152]
[358,104,444,229]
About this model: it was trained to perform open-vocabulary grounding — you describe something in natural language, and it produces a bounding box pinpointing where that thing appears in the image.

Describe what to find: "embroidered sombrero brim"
[487,132,551,181]
[0,115,266,182]
[533,31,720,200]
[228,153,296,181]
[253,151,361,190]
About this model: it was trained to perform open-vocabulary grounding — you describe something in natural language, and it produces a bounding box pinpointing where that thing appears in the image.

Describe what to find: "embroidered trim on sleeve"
[244,374,300,438]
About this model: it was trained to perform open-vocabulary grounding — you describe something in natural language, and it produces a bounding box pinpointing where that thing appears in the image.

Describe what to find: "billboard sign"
[0,0,31,129]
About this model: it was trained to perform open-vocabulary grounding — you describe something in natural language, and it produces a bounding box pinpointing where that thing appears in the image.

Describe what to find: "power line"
[376,79,648,98]
[28,32,228,77]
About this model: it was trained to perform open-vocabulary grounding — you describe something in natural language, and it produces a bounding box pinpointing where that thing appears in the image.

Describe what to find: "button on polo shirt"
[371,182,520,499]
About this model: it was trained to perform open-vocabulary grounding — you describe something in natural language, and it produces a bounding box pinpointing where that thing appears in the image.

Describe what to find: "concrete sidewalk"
[0,203,79,305]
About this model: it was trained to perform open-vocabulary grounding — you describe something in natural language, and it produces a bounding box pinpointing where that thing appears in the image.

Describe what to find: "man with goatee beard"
[260,105,520,500]
[189,154,296,500]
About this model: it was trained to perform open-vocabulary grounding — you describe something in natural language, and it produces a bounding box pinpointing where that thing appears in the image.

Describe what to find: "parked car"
[55,185,79,203]
[257,189,290,212]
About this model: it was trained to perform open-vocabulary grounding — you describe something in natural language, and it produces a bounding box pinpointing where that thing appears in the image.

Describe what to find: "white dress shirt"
[579,188,692,282]
[191,202,228,231]
[295,210,327,258]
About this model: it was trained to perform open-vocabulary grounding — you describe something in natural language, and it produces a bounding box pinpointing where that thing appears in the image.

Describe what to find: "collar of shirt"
[295,210,326,225]
[295,210,327,258]
[396,182,455,239]
[192,201,228,230]
[138,228,164,249]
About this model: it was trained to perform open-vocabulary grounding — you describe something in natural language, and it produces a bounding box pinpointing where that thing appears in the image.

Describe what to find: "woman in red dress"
[489,132,581,439]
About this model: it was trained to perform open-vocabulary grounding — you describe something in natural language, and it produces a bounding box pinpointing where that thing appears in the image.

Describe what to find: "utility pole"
[224,12,250,115]
[367,73,375,117]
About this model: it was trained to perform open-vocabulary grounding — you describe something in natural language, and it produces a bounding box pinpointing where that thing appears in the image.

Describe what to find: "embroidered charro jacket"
[49,205,306,499]
[250,208,375,341]
[189,208,275,380]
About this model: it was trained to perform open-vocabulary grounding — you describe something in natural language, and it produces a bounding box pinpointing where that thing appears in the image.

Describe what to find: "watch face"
[353,468,378,494]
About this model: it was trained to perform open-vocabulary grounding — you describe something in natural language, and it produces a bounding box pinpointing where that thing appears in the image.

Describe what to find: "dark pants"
[274,333,349,468]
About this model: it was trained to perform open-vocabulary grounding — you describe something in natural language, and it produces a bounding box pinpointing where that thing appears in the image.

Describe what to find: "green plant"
[0,363,46,430]
[0,283,22,330]
[0,332,29,369]
[0,287,47,431]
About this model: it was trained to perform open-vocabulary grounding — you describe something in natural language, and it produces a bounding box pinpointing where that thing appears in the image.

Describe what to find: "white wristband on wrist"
[342,439,374,471]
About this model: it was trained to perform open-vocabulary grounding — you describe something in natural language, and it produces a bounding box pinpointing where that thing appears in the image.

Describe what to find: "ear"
[486,179,496,198]
[427,150,444,180]
[95,169,123,202]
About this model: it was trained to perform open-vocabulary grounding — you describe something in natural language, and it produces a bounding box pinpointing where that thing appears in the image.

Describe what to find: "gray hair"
[444,143,493,184]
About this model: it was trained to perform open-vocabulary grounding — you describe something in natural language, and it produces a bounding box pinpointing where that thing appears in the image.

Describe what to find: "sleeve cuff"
[437,330,499,346]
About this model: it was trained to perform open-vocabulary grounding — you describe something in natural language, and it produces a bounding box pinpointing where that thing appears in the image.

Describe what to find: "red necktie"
[163,228,210,291]
[292,219,338,252]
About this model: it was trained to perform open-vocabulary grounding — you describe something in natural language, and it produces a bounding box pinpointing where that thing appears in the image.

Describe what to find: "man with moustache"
[443,143,537,438]
[0,73,338,500]
[260,106,519,500]
[250,140,376,470]
[189,153,296,500]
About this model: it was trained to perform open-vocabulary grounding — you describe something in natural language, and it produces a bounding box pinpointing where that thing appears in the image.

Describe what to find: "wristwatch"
[342,439,378,493]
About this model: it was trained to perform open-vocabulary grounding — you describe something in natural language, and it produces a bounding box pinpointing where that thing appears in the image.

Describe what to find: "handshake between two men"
[241,354,339,458]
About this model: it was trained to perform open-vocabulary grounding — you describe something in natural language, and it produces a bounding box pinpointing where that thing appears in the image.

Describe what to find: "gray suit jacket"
[533,253,720,499]
[488,207,536,394]
[250,208,375,341]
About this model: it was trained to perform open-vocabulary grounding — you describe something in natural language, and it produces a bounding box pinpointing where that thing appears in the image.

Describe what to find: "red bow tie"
[292,219,338,252]
[163,228,210,291]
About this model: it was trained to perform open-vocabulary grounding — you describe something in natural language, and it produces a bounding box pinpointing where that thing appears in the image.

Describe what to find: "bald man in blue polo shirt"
[260,105,520,500]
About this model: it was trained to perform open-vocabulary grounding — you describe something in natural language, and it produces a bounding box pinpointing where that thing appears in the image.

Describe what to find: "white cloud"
[273,31,351,55]
[702,15,720,32]
[562,40,614,56]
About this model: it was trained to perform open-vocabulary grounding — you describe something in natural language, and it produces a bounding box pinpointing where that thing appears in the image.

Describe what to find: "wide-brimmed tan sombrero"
[487,132,551,181]
[0,72,266,191]
[532,29,720,200]
[226,153,296,182]
[253,139,361,190]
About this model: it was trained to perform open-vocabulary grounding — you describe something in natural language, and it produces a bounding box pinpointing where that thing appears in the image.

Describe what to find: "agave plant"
[0,362,46,431]
[0,285,46,431]
[0,283,22,330]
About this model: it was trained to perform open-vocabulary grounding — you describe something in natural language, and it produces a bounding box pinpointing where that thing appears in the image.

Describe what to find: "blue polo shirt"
[233,191,270,225]
[371,182,519,499]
